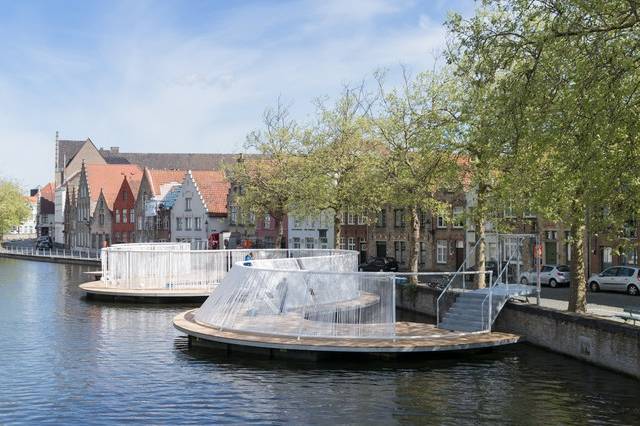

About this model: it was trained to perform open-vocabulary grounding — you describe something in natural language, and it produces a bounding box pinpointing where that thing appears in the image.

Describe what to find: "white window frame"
[437,240,447,264]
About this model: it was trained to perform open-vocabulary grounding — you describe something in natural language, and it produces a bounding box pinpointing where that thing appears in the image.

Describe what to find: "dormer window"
[185,197,192,211]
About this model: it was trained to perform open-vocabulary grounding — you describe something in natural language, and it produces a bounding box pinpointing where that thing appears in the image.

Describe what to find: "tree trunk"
[408,206,420,285]
[334,213,342,250]
[275,215,285,249]
[568,218,587,313]
[474,186,487,289]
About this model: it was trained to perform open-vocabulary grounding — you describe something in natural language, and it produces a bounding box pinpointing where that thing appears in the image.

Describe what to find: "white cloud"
[0,0,453,189]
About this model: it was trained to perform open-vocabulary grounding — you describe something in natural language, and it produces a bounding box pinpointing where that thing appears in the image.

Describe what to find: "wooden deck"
[174,309,522,354]
[79,281,212,301]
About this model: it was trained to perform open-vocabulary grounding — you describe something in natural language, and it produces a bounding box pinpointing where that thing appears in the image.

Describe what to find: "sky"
[0,0,474,190]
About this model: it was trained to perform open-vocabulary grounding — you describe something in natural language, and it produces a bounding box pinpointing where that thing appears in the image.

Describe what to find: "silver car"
[588,266,640,296]
[519,265,571,288]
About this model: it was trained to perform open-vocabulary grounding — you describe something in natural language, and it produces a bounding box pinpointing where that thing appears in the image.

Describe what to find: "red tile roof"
[40,182,54,202]
[85,164,142,208]
[191,170,229,215]
[145,168,186,196]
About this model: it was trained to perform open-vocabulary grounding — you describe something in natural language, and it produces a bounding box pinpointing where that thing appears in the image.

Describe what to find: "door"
[376,241,387,258]
[599,267,619,290]
[544,242,557,265]
[540,265,554,284]
[616,267,635,293]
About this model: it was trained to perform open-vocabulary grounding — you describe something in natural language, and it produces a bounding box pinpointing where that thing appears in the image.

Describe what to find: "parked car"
[466,260,499,282]
[359,257,399,272]
[35,236,52,249]
[588,266,640,296]
[519,264,570,288]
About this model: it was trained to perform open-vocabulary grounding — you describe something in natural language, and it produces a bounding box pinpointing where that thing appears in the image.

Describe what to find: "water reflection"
[0,258,638,425]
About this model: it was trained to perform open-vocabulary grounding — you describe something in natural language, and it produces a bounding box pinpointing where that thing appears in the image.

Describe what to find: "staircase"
[438,284,535,332]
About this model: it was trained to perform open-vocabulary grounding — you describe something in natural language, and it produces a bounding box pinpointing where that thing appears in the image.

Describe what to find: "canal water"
[1,258,639,425]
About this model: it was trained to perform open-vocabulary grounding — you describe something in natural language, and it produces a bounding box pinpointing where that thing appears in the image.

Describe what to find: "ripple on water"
[0,258,639,425]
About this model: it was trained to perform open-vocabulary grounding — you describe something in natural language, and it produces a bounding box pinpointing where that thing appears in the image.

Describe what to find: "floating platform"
[79,281,211,303]
[173,309,522,360]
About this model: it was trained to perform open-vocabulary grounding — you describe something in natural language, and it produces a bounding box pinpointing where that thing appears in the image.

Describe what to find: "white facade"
[170,172,228,244]
[12,198,37,235]
[54,187,66,244]
[287,210,334,250]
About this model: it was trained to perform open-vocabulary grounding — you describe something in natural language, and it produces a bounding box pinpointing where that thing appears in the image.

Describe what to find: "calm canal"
[1,258,639,425]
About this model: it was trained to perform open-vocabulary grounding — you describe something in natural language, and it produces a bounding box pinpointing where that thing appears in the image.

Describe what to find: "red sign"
[534,244,543,258]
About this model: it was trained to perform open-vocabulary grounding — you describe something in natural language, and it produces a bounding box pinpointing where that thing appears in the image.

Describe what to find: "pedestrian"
[243,252,254,266]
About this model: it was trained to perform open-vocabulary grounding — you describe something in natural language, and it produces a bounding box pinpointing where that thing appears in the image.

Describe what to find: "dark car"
[466,260,499,281]
[359,257,399,272]
[35,236,53,249]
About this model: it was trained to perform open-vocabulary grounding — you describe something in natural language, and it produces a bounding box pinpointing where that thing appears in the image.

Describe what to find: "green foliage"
[447,0,640,310]
[0,179,30,238]
[226,99,307,248]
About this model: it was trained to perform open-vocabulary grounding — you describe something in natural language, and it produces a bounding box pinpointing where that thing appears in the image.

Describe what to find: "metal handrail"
[436,238,483,326]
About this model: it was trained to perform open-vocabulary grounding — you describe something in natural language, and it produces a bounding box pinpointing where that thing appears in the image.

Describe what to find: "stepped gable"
[85,164,142,208]
[189,170,230,216]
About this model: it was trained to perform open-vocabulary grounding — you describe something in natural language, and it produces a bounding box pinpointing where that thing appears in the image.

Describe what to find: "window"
[357,214,366,225]
[376,209,386,228]
[503,238,518,261]
[185,198,192,211]
[293,237,301,249]
[453,207,464,228]
[248,212,256,225]
[437,240,447,264]
[394,209,405,228]
[394,241,407,264]
[194,217,202,230]
[130,209,135,224]
[115,210,121,224]
[348,237,356,251]
[602,247,613,268]
[546,231,558,241]
[347,212,355,225]
[420,242,427,265]
[619,267,635,277]
[185,217,192,230]
[264,215,272,229]
[437,215,446,229]
[294,217,303,228]
[122,209,128,224]
[319,229,328,247]
[230,206,238,225]
[305,237,314,249]
[99,213,104,226]
[340,237,346,250]
[419,210,429,229]
[264,236,274,248]
[163,216,169,230]
[176,217,182,231]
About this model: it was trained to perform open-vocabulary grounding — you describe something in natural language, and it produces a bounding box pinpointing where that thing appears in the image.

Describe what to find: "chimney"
[110,146,120,154]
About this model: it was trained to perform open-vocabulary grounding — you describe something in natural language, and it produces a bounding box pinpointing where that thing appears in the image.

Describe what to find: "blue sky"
[0,0,474,189]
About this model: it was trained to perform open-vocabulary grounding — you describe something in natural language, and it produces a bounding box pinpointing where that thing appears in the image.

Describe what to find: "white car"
[588,266,640,296]
[519,265,571,288]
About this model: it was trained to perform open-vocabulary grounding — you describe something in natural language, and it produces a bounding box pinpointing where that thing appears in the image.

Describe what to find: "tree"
[295,84,386,249]
[0,179,30,240]
[447,0,640,311]
[369,68,461,281]
[227,100,307,249]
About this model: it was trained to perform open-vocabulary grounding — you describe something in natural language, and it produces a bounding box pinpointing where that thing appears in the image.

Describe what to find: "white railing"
[195,254,397,339]
[100,243,358,291]
[0,245,101,260]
